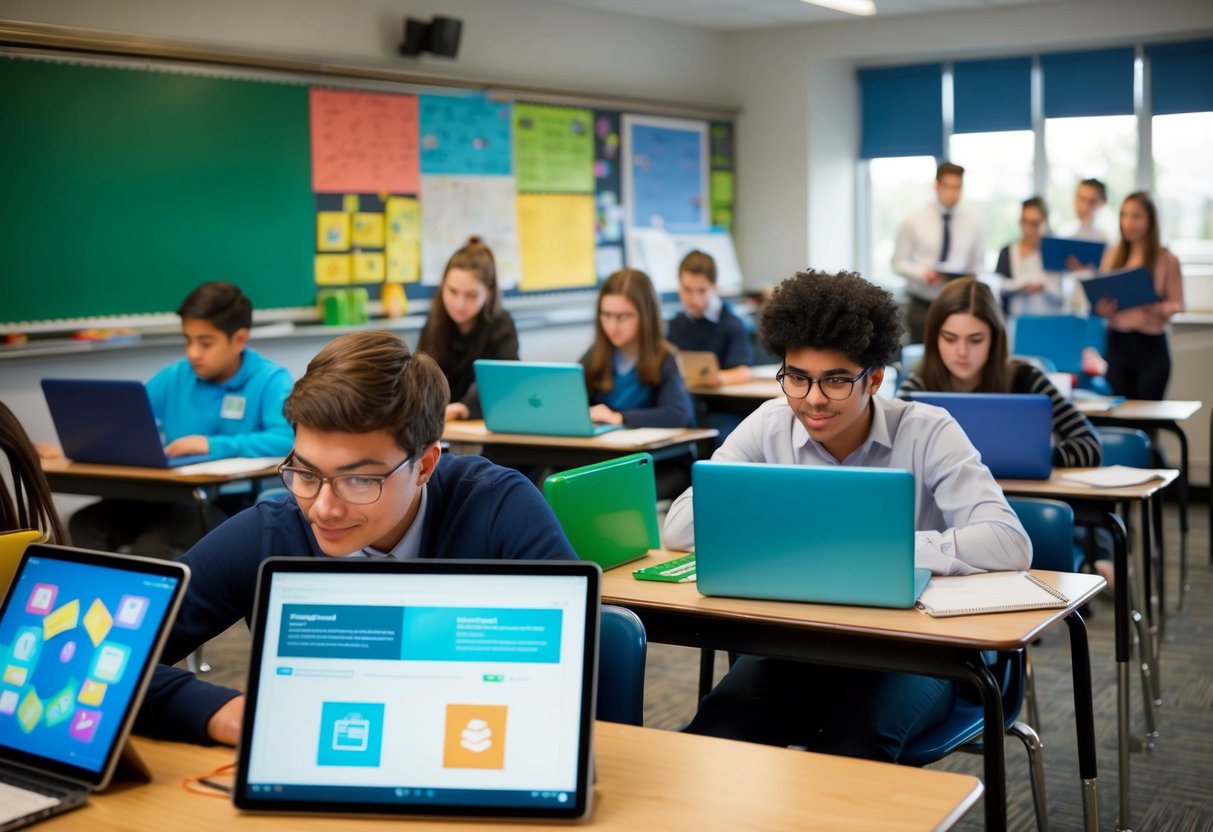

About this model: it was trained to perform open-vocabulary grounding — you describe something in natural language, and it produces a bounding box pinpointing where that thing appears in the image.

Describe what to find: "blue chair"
[597,605,647,726]
[1013,314,1110,393]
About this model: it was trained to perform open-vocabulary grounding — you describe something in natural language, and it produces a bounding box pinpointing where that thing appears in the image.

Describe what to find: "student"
[995,197,1076,318]
[134,331,577,746]
[1096,192,1185,401]
[417,236,519,421]
[896,277,1102,468]
[667,250,753,387]
[583,269,693,428]
[893,162,985,342]
[662,270,1030,763]
[0,401,65,543]
[65,282,293,556]
[1059,178,1110,244]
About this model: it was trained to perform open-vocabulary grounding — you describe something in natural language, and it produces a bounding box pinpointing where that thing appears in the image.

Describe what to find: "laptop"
[544,453,660,570]
[235,558,600,821]
[474,361,621,437]
[692,462,929,608]
[676,351,720,387]
[907,392,1053,480]
[40,379,210,468]
[0,543,189,828]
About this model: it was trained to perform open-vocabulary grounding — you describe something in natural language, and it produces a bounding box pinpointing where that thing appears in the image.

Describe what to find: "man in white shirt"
[892,162,984,342]
[663,270,1030,762]
[1058,178,1110,244]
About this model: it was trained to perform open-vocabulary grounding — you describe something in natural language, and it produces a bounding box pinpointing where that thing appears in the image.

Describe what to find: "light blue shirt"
[662,396,1031,575]
[355,486,428,559]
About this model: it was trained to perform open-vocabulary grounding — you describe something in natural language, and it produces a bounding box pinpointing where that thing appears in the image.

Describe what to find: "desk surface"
[998,468,1178,501]
[604,554,1103,652]
[442,421,717,451]
[50,725,982,831]
[1085,399,1201,422]
[41,458,280,486]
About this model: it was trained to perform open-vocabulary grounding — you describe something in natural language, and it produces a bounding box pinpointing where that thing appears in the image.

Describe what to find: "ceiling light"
[800,0,877,16]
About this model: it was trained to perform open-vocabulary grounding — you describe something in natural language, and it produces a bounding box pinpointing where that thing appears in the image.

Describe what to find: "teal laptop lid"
[474,360,620,437]
[692,461,929,608]
[544,453,659,570]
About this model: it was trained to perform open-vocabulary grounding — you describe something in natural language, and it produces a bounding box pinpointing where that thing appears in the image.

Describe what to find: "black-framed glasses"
[277,454,412,505]
[775,365,873,401]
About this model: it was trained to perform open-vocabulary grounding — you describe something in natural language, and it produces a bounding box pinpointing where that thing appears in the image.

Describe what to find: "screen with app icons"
[0,555,181,773]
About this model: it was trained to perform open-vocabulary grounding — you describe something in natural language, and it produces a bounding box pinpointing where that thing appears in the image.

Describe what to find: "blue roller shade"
[1041,47,1135,118]
[859,63,944,159]
[953,57,1032,134]
[1146,39,1213,115]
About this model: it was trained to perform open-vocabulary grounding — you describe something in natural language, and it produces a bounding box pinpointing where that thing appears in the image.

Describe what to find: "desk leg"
[1163,422,1189,610]
[1138,500,1162,713]
[698,649,715,702]
[962,653,1006,832]
[1105,511,1133,832]
[1065,612,1099,832]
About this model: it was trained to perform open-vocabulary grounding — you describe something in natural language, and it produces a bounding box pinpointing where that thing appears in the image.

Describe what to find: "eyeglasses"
[775,365,873,401]
[598,310,638,324]
[277,454,412,505]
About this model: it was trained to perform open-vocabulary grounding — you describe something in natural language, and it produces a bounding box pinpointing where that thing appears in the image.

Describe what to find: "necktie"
[939,213,952,264]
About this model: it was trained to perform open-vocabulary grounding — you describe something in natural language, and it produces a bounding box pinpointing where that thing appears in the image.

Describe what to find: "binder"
[916,571,1071,617]
[1080,266,1158,312]
[1041,236,1106,271]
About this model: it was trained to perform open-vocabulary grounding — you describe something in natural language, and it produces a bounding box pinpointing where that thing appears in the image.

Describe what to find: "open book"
[916,571,1070,618]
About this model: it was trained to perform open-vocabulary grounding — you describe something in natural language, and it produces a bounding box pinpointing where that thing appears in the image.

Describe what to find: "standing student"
[893,162,985,342]
[583,269,693,428]
[0,401,65,543]
[134,331,577,747]
[417,237,519,421]
[994,197,1075,318]
[897,277,1102,468]
[667,250,753,387]
[663,270,1030,763]
[1059,178,1111,244]
[1096,192,1185,401]
[65,282,293,557]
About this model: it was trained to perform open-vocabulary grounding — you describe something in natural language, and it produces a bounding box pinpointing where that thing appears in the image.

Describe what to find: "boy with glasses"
[663,270,1030,763]
[136,331,576,746]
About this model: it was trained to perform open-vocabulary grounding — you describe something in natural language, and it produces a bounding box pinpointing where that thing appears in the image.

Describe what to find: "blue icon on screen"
[316,701,385,767]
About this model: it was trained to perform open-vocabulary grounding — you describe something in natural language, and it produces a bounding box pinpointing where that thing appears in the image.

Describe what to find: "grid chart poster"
[622,115,709,234]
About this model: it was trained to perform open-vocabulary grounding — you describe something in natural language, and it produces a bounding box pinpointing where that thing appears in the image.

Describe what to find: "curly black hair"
[759,270,903,368]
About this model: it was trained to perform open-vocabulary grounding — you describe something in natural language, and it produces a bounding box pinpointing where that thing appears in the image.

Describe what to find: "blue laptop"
[692,462,929,608]
[41,379,209,468]
[908,392,1053,480]
[474,361,622,437]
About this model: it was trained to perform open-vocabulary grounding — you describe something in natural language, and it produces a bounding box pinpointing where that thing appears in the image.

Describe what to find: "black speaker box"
[400,16,462,59]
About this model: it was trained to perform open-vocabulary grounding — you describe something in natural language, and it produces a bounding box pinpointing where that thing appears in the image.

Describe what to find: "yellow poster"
[353,252,386,283]
[314,254,352,285]
[352,212,386,248]
[386,241,421,283]
[516,194,596,292]
[385,196,421,244]
[316,212,351,251]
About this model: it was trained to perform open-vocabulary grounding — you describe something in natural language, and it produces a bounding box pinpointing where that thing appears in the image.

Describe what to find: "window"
[865,156,938,288]
[949,131,1035,265]
[1044,115,1137,237]
[1152,112,1213,249]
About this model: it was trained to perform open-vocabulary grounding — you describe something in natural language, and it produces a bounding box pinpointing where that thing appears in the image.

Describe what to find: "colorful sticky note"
[317,212,352,252]
[43,599,79,641]
[516,194,597,291]
[385,196,421,243]
[315,254,352,286]
[310,89,420,194]
[351,212,386,248]
[352,252,386,283]
[386,241,420,283]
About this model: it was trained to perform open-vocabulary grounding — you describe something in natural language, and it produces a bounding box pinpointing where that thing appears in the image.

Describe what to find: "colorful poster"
[352,252,386,283]
[419,175,520,289]
[351,212,385,248]
[419,94,512,176]
[316,212,351,252]
[516,194,597,292]
[624,116,709,234]
[593,111,624,247]
[386,241,420,283]
[310,89,420,194]
[314,254,352,285]
[385,196,421,244]
[513,104,594,193]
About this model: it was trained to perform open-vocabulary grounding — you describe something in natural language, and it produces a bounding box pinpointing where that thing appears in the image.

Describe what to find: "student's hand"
[1094,297,1119,318]
[1023,281,1044,295]
[207,695,245,746]
[165,435,209,457]
[924,269,943,285]
[1081,347,1108,377]
[1064,254,1089,271]
[445,402,471,421]
[34,442,63,460]
[699,370,723,388]
[589,404,623,425]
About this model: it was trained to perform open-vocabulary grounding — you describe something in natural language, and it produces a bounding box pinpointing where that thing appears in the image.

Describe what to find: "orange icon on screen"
[442,704,507,769]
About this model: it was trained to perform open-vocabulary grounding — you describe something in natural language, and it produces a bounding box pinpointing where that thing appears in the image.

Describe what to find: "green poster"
[514,103,594,193]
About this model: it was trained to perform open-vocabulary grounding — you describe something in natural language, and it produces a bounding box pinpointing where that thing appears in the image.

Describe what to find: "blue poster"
[629,122,707,233]
[419,94,512,176]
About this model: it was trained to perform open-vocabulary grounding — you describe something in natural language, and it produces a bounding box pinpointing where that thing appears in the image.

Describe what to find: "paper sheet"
[419,175,520,289]
[516,194,597,291]
[310,88,419,194]
[513,103,594,193]
[173,457,281,477]
[419,94,512,176]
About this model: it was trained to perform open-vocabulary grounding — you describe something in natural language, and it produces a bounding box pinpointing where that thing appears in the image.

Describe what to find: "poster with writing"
[310,89,419,194]
[623,115,708,234]
[517,194,597,291]
[419,94,512,176]
[513,104,594,193]
[419,175,520,290]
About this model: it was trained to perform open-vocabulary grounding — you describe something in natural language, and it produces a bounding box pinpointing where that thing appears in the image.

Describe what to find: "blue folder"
[1041,237,1106,271]
[1081,267,1159,312]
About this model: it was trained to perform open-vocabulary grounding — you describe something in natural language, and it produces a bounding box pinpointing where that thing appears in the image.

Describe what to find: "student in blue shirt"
[135,331,577,746]
[582,269,693,428]
[66,282,293,557]
[667,250,753,387]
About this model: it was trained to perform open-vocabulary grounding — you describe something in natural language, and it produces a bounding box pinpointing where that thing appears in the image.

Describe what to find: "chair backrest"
[1096,426,1151,468]
[1013,315,1087,373]
[598,605,647,726]
[901,343,924,373]
[1008,497,1078,573]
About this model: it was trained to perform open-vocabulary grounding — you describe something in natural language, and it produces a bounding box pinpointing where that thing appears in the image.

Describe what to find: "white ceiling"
[547,0,1072,31]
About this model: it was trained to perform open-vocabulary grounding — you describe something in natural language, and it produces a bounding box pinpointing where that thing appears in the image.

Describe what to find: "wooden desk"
[686,378,782,417]
[999,468,1177,831]
[604,559,1103,832]
[442,422,717,469]
[41,458,280,505]
[48,725,982,832]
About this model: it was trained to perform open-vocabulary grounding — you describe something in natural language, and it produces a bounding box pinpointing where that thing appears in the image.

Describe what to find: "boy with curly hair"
[663,270,1030,763]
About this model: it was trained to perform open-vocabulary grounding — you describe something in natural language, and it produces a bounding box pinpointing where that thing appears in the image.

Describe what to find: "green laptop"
[543,453,661,570]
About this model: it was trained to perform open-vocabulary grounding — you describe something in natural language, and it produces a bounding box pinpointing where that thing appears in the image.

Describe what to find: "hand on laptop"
[165,435,210,457]
[34,441,63,460]
[589,404,623,426]
[445,402,471,421]
[207,695,245,746]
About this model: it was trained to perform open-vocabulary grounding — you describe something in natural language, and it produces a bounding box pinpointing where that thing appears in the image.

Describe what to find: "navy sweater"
[667,302,753,369]
[135,454,577,744]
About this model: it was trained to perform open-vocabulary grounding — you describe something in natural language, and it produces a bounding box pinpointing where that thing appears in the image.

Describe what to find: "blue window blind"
[952,58,1032,134]
[1041,48,1135,118]
[1146,39,1213,115]
[859,64,943,159]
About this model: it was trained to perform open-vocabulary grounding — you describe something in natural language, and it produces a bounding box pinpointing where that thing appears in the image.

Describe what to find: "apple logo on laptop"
[528,394,543,409]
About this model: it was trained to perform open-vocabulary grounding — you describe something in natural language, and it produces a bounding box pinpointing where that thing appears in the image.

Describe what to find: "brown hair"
[586,269,672,393]
[678,250,717,285]
[920,278,1016,393]
[418,237,502,366]
[284,332,449,459]
[177,281,252,336]
[0,402,65,543]
[936,161,965,180]
[1109,192,1161,275]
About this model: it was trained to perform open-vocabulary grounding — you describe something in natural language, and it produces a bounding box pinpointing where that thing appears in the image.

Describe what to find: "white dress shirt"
[893,201,984,302]
[662,396,1031,575]
[1002,245,1075,318]
[1057,219,1109,244]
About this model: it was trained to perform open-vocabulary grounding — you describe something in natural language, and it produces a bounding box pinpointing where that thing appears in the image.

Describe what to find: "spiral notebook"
[916,571,1070,618]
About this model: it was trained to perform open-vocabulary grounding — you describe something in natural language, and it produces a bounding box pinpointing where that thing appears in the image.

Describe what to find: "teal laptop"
[474,360,622,437]
[544,454,659,570]
[692,461,929,608]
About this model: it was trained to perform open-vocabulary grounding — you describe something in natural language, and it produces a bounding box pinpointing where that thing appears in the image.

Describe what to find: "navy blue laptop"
[41,379,209,468]
[908,392,1053,480]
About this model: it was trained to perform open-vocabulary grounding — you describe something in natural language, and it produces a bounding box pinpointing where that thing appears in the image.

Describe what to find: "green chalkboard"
[0,57,314,324]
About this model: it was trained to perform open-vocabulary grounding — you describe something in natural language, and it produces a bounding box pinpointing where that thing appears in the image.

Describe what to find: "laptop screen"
[0,546,187,786]
[236,559,598,821]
